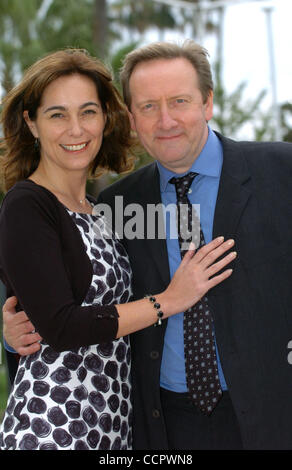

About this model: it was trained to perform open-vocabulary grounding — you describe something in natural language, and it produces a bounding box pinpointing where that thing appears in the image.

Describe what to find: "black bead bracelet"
[145,295,164,327]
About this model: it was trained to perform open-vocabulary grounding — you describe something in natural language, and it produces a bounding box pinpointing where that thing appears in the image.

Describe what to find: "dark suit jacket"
[98,133,292,450]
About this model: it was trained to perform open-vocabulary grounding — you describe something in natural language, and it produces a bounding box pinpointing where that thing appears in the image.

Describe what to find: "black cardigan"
[0,180,119,352]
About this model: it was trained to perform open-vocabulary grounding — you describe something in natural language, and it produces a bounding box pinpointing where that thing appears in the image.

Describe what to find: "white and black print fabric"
[0,208,133,450]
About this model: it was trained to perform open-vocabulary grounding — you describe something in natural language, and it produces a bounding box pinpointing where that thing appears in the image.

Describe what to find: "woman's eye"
[83,109,97,115]
[50,113,63,119]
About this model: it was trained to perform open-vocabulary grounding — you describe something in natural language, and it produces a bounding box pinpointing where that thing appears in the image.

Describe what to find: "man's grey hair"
[120,40,213,109]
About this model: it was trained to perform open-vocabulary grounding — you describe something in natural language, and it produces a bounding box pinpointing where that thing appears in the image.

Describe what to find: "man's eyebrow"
[137,99,158,105]
[136,94,192,106]
[43,102,100,114]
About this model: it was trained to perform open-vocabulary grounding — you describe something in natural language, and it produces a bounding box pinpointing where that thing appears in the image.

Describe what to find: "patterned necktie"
[169,172,222,415]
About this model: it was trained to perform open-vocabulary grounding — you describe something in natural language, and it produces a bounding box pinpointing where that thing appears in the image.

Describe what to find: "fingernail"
[227,239,235,245]
[189,242,196,250]
[230,251,237,257]
[217,236,224,242]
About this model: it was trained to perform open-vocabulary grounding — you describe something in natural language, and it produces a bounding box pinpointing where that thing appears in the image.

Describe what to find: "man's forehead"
[129,58,199,95]
[130,57,196,78]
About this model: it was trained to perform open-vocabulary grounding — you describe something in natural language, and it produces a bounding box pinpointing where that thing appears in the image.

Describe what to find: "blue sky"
[144,0,291,139]
[150,0,291,107]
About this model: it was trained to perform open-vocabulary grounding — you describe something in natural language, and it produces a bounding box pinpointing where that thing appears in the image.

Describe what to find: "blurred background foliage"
[1,0,291,152]
[0,0,291,417]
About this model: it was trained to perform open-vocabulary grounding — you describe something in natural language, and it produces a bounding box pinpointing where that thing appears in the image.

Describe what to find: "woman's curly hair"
[0,48,136,191]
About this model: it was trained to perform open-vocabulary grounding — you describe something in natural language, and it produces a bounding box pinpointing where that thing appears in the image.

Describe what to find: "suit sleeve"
[0,189,119,352]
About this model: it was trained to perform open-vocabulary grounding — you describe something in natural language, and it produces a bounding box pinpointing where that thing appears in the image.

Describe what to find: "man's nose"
[158,105,177,130]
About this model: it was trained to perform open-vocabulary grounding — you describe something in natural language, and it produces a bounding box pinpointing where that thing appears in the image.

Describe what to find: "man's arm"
[3,296,42,356]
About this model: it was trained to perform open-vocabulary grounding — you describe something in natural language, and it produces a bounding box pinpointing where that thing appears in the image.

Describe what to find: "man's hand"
[3,296,42,356]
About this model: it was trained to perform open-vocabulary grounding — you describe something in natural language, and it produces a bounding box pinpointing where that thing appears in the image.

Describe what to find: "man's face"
[128,58,213,174]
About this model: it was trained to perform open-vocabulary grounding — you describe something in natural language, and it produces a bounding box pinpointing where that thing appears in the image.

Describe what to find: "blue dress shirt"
[157,128,228,392]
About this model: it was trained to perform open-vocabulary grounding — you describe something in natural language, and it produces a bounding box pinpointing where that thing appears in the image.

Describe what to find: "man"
[3,40,292,450]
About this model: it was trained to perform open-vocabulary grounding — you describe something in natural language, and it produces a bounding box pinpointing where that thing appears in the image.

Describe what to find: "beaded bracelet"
[145,295,164,327]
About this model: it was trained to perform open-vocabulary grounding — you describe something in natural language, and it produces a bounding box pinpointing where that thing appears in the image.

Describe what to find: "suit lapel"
[127,163,171,288]
[123,136,251,287]
[213,135,252,239]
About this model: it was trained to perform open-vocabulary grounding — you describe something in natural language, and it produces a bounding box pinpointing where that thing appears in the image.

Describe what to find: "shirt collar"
[157,127,223,192]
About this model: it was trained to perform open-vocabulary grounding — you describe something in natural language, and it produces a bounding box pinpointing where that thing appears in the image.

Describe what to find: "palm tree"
[0,0,43,94]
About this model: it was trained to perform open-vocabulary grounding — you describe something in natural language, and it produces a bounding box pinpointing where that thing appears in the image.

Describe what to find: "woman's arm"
[3,238,235,354]
[0,188,119,351]
[1,187,235,353]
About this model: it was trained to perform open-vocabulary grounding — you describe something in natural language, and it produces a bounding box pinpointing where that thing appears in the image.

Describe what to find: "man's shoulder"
[218,131,291,151]
[218,133,292,172]
[240,140,292,173]
[99,162,157,201]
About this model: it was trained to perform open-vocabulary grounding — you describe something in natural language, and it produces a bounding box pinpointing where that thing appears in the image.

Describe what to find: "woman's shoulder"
[1,179,97,221]
[1,180,60,220]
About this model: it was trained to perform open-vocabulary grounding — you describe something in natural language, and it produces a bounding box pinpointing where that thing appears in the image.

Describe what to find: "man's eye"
[143,103,154,111]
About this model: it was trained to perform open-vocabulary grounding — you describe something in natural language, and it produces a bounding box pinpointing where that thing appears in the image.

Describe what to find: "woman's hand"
[3,296,42,356]
[160,237,236,316]
[3,237,236,347]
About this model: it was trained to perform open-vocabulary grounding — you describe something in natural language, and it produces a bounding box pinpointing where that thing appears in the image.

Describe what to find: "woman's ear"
[23,110,39,138]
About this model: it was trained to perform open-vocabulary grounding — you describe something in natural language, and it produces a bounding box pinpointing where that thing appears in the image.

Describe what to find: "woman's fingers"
[192,236,226,263]
[180,242,196,266]
[206,250,237,277]
[167,237,236,314]
[206,267,233,290]
[194,238,235,268]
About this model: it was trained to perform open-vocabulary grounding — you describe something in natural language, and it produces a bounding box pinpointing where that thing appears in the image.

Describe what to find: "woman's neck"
[29,167,92,214]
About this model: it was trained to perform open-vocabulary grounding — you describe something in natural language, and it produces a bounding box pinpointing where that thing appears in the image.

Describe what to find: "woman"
[0,49,235,450]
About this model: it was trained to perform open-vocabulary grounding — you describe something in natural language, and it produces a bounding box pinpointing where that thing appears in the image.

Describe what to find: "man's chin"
[156,155,194,174]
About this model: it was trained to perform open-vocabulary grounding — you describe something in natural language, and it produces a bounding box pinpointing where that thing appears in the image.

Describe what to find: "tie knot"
[169,172,197,198]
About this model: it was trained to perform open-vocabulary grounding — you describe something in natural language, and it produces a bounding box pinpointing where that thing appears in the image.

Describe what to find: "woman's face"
[24,73,106,175]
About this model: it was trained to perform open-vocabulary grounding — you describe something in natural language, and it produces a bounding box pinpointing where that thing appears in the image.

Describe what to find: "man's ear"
[204,90,214,122]
[23,110,39,138]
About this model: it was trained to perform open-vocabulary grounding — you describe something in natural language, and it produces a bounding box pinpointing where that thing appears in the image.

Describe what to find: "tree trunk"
[93,0,108,58]
[92,0,111,197]
[2,66,13,95]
